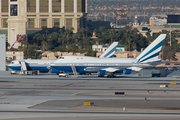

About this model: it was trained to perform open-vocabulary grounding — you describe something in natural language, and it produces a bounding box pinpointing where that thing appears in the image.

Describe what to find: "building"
[87,20,111,32]
[149,17,167,26]
[92,44,125,53]
[96,49,140,58]
[6,51,24,60]
[0,0,87,48]
[102,45,124,52]
[92,44,102,52]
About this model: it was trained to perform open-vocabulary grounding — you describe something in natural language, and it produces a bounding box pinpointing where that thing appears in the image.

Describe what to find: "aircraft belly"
[27,66,49,71]
[52,66,73,72]
[51,64,150,73]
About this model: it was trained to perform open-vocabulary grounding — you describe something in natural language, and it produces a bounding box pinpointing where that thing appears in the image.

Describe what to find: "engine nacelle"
[114,69,131,74]
[124,69,131,74]
[51,68,60,73]
[98,70,106,77]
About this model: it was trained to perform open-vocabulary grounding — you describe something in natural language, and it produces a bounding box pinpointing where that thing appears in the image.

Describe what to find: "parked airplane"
[7,42,118,74]
[50,34,166,77]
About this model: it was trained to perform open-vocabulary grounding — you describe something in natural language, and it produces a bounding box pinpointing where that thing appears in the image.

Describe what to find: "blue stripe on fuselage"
[8,66,49,71]
[51,65,132,73]
[8,66,21,70]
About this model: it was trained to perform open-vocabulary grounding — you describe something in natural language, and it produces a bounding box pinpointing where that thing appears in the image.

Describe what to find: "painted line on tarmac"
[34,85,62,87]
[28,101,50,109]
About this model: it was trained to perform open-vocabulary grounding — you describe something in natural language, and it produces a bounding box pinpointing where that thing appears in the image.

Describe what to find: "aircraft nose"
[7,64,12,68]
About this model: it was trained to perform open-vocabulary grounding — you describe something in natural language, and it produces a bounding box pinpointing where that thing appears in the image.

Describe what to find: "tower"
[7,0,27,48]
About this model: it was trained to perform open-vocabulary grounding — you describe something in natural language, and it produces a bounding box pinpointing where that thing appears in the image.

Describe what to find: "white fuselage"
[52,56,137,65]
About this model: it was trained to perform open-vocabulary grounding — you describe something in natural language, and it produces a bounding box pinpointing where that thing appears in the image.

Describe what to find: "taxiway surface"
[1,71,180,120]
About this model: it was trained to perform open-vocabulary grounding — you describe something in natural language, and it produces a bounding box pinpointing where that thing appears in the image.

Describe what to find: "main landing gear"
[98,73,116,78]
[98,75,104,77]
[107,73,116,78]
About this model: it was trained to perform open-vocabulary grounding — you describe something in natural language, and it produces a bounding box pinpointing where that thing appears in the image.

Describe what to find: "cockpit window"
[59,57,64,59]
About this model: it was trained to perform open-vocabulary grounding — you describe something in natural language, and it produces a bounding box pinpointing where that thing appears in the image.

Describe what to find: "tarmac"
[1,71,180,120]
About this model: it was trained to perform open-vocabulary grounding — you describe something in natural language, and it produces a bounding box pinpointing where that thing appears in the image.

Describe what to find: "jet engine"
[51,68,60,73]
[98,70,106,77]
[124,69,131,74]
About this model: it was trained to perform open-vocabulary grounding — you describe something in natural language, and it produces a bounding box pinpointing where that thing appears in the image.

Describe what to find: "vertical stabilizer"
[99,42,118,58]
[136,34,166,63]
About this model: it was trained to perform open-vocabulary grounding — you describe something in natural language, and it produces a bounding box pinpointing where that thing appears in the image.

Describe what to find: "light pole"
[170,25,171,46]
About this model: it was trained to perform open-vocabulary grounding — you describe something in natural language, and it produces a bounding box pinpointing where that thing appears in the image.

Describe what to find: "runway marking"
[2,110,180,115]
[109,87,115,89]
[0,102,10,104]
[76,93,83,96]
[0,85,13,87]
[34,85,62,87]
[170,82,177,85]
[62,83,75,87]
[22,94,51,96]
[73,85,96,87]
[28,101,50,109]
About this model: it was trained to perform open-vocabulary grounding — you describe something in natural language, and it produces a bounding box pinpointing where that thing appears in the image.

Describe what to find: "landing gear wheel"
[107,74,116,78]
[98,75,104,77]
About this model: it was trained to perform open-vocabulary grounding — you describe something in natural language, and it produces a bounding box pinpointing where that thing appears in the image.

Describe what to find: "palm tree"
[47,34,53,51]
[45,29,48,36]
[59,29,63,34]
[132,41,137,50]
[70,27,74,32]
[99,26,105,35]
[52,32,59,44]
[23,41,28,49]
[58,34,66,47]
[40,34,46,52]
[108,29,113,44]
[85,27,89,37]
[64,28,72,44]
[41,40,47,52]
[124,26,130,33]
[72,33,79,43]
[127,36,132,51]
[33,33,41,49]
[80,28,85,40]
[93,29,97,36]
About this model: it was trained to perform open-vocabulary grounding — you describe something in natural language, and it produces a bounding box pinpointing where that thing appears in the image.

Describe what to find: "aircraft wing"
[84,67,120,72]
[147,61,170,66]
[84,64,154,73]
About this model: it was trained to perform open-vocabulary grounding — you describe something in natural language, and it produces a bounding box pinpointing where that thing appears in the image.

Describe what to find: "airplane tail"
[136,34,166,64]
[99,42,118,58]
